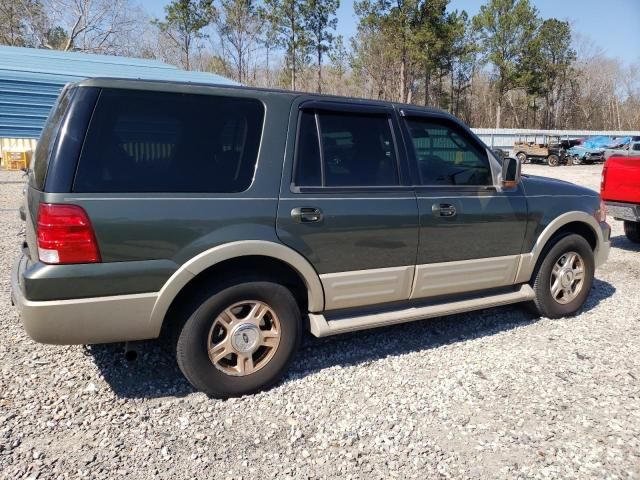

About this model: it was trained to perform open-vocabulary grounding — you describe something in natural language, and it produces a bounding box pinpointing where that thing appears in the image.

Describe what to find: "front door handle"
[291,207,323,223]
[432,203,457,218]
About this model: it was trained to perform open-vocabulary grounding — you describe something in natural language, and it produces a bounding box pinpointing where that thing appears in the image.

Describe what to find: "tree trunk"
[449,65,454,114]
[399,56,406,103]
[424,68,430,106]
[496,98,502,129]
[291,14,296,91]
[266,46,270,87]
[317,46,322,94]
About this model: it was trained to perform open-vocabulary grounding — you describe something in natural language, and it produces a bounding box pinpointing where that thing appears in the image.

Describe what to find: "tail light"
[600,165,608,193]
[37,203,101,264]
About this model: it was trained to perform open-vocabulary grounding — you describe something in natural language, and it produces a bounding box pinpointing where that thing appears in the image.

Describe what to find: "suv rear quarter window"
[73,89,265,193]
[30,86,75,190]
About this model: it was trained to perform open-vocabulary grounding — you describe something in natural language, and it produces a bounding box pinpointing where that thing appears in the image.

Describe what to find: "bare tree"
[153,0,215,71]
[44,0,138,53]
[216,0,261,83]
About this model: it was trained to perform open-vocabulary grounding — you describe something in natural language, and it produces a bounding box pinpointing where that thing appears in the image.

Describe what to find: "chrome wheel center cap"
[230,324,260,353]
[560,269,574,287]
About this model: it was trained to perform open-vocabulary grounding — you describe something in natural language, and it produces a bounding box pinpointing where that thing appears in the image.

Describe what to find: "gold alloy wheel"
[207,300,281,376]
[550,251,585,305]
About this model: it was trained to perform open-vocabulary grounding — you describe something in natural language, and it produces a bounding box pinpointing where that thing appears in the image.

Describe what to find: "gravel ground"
[1,164,639,479]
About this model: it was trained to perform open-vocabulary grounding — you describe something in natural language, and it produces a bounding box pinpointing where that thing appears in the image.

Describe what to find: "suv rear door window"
[74,89,264,193]
[404,117,492,186]
[295,110,399,187]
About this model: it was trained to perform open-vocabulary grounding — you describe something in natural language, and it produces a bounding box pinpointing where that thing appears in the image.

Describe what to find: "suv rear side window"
[295,110,399,187]
[30,86,74,190]
[74,89,264,193]
[404,117,492,186]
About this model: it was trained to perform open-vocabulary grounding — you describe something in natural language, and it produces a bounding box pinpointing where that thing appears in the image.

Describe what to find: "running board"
[308,284,535,337]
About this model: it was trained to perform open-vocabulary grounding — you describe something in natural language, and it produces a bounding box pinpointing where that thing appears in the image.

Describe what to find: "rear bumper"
[11,253,160,345]
[604,201,640,222]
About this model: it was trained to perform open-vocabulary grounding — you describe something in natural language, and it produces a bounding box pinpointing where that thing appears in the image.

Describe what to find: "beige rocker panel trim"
[410,254,520,299]
[320,265,415,310]
[310,284,536,337]
[149,240,325,336]
[515,211,608,284]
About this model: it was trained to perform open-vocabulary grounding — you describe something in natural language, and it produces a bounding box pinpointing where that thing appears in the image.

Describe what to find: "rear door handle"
[291,207,323,223]
[432,203,457,218]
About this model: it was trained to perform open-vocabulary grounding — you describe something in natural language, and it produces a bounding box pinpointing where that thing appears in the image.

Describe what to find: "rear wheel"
[547,154,560,167]
[624,221,640,243]
[530,234,594,318]
[175,281,301,398]
[572,155,582,165]
[516,152,527,164]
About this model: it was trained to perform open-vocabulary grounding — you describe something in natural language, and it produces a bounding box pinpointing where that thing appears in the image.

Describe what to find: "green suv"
[11,79,611,398]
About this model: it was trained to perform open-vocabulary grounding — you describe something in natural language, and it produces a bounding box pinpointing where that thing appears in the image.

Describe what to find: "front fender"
[515,211,610,283]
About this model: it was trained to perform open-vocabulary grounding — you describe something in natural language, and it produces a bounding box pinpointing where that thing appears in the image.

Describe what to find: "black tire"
[547,154,560,167]
[175,281,301,398]
[516,152,527,164]
[530,234,595,319]
[624,221,640,243]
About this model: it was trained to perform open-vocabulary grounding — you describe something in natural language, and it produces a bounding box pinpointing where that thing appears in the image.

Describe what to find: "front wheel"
[624,221,640,243]
[530,234,595,318]
[176,281,301,398]
[547,154,560,167]
[516,152,528,164]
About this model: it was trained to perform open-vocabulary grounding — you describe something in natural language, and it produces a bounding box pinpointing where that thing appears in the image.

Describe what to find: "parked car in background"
[513,134,567,166]
[604,141,640,159]
[567,145,605,165]
[11,78,611,398]
[601,155,640,243]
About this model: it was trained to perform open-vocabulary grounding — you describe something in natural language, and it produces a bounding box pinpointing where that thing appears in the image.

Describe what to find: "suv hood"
[521,174,599,198]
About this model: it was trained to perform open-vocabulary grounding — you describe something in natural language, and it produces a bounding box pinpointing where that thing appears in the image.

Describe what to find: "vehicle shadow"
[88,278,616,399]
[610,234,640,252]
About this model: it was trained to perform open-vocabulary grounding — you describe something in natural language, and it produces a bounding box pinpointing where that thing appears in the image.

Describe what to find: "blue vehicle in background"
[567,144,605,165]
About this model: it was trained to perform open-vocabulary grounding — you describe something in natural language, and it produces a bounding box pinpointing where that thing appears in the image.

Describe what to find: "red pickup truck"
[601,156,640,243]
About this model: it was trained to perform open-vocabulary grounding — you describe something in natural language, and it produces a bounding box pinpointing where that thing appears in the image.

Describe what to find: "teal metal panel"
[0,45,238,139]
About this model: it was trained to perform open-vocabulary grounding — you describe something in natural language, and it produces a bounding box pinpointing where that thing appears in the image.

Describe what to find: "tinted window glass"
[295,110,399,187]
[404,118,492,186]
[294,111,322,186]
[31,87,74,190]
[633,143,640,151]
[74,89,264,193]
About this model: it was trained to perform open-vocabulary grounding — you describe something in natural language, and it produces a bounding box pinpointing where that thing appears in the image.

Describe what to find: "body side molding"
[410,254,520,299]
[515,211,608,284]
[320,265,415,310]
[149,240,325,335]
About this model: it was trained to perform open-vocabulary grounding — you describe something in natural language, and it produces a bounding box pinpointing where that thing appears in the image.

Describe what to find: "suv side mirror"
[502,157,521,188]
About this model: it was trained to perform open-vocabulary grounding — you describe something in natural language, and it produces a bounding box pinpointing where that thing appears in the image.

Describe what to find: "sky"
[140,0,640,65]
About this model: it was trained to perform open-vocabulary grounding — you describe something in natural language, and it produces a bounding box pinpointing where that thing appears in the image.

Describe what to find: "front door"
[276,101,419,311]
[400,112,528,299]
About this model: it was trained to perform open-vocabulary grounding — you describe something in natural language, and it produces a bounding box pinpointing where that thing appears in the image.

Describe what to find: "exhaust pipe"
[124,342,138,362]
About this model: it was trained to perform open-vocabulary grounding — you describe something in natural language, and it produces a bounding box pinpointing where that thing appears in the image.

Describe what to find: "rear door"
[400,110,528,299]
[276,100,419,311]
